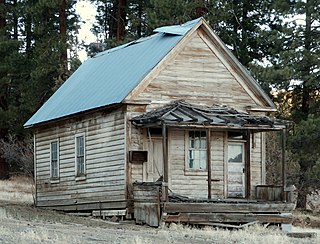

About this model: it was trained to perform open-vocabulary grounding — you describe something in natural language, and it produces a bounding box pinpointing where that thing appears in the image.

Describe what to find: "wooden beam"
[286,232,317,239]
[38,201,127,211]
[246,130,251,199]
[164,202,296,213]
[281,129,287,201]
[207,128,212,199]
[162,123,168,201]
[165,213,292,224]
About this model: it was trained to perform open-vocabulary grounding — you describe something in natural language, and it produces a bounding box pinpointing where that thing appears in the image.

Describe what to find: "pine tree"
[0,0,79,175]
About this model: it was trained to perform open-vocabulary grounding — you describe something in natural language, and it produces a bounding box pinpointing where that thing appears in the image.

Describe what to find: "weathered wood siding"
[127,29,260,112]
[125,28,266,200]
[169,130,225,199]
[128,126,264,199]
[126,105,147,183]
[35,108,126,210]
[250,132,263,196]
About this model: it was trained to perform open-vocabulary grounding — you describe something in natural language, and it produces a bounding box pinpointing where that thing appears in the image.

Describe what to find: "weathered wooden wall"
[133,182,162,227]
[126,105,147,183]
[35,108,127,210]
[128,125,264,200]
[250,132,264,197]
[169,130,225,198]
[126,28,263,112]
[126,28,267,200]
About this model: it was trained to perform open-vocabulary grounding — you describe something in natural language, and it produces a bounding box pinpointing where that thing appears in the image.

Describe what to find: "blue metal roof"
[24,18,202,127]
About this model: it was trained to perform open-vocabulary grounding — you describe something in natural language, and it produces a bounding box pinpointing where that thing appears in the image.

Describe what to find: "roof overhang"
[25,103,123,129]
[131,101,287,132]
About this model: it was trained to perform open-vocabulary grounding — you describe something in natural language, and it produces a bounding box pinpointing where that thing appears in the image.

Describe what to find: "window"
[188,131,207,170]
[50,141,59,179]
[228,131,245,140]
[75,135,85,176]
[228,143,244,163]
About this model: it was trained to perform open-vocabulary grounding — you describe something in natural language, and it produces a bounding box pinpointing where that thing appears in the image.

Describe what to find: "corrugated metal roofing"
[24,18,202,127]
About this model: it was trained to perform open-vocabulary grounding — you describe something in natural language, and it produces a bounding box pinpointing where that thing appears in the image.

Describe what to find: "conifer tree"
[0,0,79,175]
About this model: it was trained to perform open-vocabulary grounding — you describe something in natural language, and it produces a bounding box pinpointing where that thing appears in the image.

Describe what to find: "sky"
[75,0,97,62]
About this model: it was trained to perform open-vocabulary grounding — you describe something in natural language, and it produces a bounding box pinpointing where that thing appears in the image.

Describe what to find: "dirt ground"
[0,177,320,244]
[0,201,320,244]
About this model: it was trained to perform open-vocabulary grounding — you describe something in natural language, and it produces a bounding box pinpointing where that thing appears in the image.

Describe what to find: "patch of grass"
[0,175,34,204]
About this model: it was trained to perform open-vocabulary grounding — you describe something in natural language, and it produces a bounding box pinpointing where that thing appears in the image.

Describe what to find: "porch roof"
[131,101,286,131]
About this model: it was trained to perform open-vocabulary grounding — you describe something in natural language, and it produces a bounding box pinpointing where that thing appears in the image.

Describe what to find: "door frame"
[144,135,164,182]
[226,141,246,198]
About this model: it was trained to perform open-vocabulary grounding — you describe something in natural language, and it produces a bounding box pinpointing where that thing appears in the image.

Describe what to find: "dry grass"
[0,176,34,204]
[0,177,319,243]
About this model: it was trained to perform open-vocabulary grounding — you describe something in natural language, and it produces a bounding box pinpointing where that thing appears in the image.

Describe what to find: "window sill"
[75,175,86,181]
[184,170,208,176]
[50,178,60,184]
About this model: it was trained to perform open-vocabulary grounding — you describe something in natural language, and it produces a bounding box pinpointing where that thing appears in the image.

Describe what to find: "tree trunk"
[59,0,68,80]
[0,129,9,180]
[194,0,207,18]
[0,0,6,31]
[109,1,117,39]
[137,0,142,38]
[25,12,32,52]
[301,0,312,118]
[240,0,249,66]
[296,189,307,209]
[13,0,18,39]
[116,0,126,41]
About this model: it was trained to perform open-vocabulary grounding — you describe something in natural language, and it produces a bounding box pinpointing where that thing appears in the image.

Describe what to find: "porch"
[133,182,295,227]
[130,101,293,227]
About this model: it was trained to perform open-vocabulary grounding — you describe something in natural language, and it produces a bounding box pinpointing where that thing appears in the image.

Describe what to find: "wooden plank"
[39,201,127,211]
[134,202,160,227]
[256,185,282,201]
[281,129,287,201]
[246,130,251,198]
[286,232,317,239]
[162,124,168,202]
[37,195,126,207]
[165,202,296,213]
[165,213,292,224]
[207,128,212,199]
[126,31,260,111]
[92,209,126,217]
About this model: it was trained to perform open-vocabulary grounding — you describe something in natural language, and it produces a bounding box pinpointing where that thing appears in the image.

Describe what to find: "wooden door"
[227,142,245,198]
[146,139,163,182]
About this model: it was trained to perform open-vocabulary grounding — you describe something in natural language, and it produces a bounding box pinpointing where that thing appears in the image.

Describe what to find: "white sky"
[75,0,97,62]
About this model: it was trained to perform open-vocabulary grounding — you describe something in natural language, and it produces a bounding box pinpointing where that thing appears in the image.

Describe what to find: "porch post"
[245,130,251,199]
[162,123,168,201]
[207,128,212,200]
[281,129,287,202]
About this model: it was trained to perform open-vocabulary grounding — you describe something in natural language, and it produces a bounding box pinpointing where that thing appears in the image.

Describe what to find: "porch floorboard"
[164,202,296,214]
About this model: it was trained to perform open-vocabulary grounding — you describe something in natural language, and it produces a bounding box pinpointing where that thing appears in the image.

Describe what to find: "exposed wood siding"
[169,130,225,199]
[125,28,266,200]
[211,132,225,197]
[127,30,258,112]
[35,108,126,209]
[250,132,263,196]
[126,105,147,183]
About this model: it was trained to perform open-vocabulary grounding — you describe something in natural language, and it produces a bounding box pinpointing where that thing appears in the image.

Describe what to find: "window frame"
[50,139,59,181]
[75,134,86,178]
[185,130,207,173]
[227,142,245,164]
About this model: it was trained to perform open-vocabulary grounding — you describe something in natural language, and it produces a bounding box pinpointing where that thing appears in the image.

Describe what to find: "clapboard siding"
[127,107,146,182]
[250,132,263,196]
[169,130,225,199]
[35,108,126,209]
[129,30,258,112]
[37,195,126,208]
